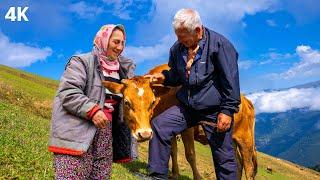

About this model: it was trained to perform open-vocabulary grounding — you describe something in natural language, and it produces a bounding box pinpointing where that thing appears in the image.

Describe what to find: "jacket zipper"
[187,69,190,107]
[188,88,190,106]
[195,63,198,85]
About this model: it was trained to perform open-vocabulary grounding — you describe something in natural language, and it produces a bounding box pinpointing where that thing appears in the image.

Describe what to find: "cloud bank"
[247,87,320,114]
[0,32,52,68]
[268,45,320,79]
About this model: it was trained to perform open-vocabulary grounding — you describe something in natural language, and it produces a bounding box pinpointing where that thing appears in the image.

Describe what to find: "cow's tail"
[247,97,258,177]
[252,117,258,176]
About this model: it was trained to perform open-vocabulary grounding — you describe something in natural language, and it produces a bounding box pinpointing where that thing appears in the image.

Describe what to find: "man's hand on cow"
[144,73,165,84]
[217,113,232,132]
[92,110,109,129]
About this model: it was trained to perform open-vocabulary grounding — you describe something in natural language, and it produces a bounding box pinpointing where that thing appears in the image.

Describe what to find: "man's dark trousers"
[148,104,237,180]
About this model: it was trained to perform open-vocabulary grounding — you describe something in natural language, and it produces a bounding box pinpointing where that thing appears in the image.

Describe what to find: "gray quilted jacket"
[49,53,135,152]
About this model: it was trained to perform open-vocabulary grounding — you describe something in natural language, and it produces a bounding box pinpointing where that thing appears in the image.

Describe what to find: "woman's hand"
[92,110,109,128]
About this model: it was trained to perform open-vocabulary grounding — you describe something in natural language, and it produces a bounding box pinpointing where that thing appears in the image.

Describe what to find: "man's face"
[175,27,199,48]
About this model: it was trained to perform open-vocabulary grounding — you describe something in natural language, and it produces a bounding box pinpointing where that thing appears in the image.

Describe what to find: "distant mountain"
[290,80,320,89]
[254,80,320,167]
[255,109,320,167]
[247,80,320,95]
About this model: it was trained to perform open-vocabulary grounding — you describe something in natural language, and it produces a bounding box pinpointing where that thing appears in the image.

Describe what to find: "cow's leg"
[237,140,254,180]
[171,136,179,179]
[233,140,243,180]
[252,145,258,177]
[181,127,202,180]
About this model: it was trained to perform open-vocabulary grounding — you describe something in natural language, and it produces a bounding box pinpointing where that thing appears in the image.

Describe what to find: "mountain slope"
[256,110,320,156]
[278,129,320,167]
[0,64,319,179]
[252,79,320,167]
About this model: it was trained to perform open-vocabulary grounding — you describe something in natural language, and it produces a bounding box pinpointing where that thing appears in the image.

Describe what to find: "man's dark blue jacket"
[162,27,241,117]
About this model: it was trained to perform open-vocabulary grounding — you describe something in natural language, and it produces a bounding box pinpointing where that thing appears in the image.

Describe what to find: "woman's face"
[104,29,125,60]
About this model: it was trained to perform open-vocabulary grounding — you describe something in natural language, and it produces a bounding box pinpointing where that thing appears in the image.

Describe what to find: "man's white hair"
[172,8,202,32]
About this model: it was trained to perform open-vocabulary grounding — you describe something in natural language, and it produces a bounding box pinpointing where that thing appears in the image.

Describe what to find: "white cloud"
[247,87,320,114]
[179,0,279,23]
[74,50,82,55]
[100,0,154,20]
[242,22,247,28]
[266,19,277,27]
[239,60,255,70]
[130,0,281,62]
[260,51,294,65]
[235,50,294,71]
[103,0,134,20]
[135,0,280,40]
[57,54,65,59]
[123,35,174,63]
[268,52,293,59]
[281,0,320,24]
[69,1,103,19]
[268,45,320,79]
[0,32,52,68]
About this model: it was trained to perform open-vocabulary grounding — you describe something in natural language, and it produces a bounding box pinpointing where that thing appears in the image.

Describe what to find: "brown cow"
[103,64,257,180]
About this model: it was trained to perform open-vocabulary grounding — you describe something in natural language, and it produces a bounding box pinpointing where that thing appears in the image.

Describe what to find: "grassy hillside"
[0,65,57,119]
[1,65,320,179]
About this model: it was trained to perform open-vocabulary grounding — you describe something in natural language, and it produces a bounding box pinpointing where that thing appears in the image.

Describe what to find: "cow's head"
[102,76,170,142]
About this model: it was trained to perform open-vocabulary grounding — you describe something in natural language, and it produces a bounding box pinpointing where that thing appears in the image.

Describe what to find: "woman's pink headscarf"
[92,24,126,72]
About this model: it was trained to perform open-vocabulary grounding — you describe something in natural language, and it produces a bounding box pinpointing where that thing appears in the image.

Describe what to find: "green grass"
[0,64,320,179]
[257,167,290,180]
[0,65,56,119]
[0,65,57,100]
[0,102,54,179]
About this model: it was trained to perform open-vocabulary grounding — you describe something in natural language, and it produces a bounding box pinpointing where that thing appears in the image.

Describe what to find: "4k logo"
[5,7,29,22]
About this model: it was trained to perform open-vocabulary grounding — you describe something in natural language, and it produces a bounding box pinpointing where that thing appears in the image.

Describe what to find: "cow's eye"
[124,99,132,109]
[148,100,156,111]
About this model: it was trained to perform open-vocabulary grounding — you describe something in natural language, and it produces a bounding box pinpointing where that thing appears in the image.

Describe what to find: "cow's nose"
[137,130,153,141]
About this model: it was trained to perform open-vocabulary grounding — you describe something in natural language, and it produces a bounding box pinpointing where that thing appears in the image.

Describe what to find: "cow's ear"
[102,81,125,94]
[151,84,171,97]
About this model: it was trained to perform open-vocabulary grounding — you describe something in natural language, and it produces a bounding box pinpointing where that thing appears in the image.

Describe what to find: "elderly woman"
[48,24,136,179]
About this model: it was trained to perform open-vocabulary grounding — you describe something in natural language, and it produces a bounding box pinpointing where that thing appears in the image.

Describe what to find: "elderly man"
[147,9,241,180]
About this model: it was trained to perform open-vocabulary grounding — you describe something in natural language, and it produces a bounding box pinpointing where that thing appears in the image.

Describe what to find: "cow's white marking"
[138,88,144,96]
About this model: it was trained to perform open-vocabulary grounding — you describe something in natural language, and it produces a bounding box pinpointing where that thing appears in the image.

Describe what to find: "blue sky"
[0,0,319,93]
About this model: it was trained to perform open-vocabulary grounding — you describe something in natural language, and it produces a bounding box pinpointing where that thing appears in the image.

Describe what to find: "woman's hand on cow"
[144,73,165,84]
[92,110,109,128]
[217,113,232,132]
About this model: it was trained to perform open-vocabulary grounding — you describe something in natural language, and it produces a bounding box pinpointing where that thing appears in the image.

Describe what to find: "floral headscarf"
[92,24,126,72]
